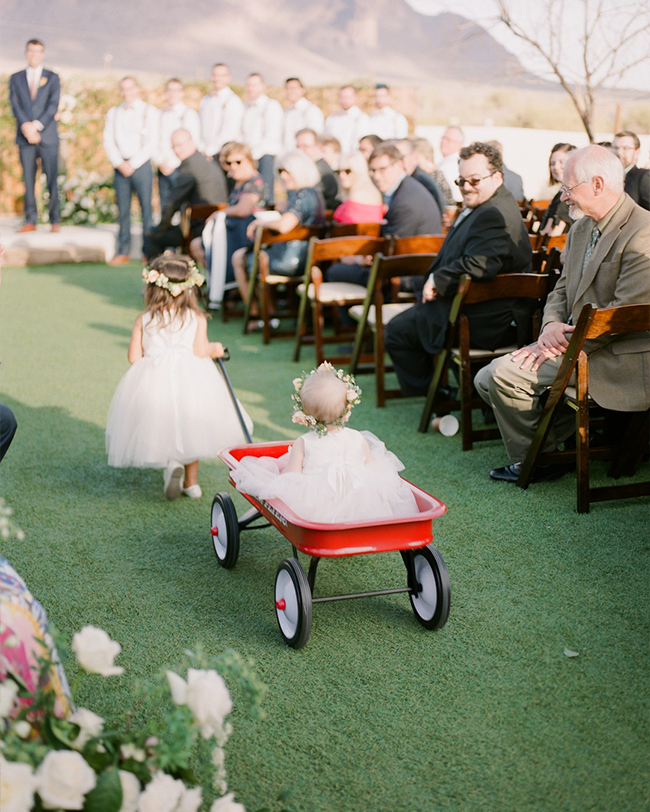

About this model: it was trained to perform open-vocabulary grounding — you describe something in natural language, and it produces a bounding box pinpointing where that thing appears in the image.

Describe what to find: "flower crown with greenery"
[291,362,362,437]
[142,262,205,298]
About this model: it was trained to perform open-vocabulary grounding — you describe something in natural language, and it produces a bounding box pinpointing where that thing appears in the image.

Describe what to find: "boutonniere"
[39,76,48,87]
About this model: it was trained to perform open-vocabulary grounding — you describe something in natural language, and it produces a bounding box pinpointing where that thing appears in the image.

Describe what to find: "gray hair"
[277,150,321,189]
[568,144,624,192]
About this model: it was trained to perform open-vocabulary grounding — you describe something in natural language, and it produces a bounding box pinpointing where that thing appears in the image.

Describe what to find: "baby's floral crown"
[142,261,205,297]
[291,362,362,437]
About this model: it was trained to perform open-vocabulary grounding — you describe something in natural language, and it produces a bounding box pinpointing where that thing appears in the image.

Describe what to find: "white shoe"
[182,484,202,499]
[163,461,184,500]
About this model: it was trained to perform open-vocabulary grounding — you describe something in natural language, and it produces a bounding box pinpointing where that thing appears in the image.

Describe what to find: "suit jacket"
[414,183,532,353]
[502,165,525,201]
[384,174,442,237]
[9,68,60,147]
[412,166,445,216]
[159,150,228,230]
[316,158,341,210]
[543,193,650,411]
[624,166,650,211]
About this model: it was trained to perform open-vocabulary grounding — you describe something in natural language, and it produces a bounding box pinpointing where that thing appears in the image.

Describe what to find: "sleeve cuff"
[34,120,44,131]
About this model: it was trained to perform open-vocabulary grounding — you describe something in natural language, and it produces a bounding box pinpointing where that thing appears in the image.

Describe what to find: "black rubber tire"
[210,492,240,569]
[408,544,451,630]
[274,558,313,649]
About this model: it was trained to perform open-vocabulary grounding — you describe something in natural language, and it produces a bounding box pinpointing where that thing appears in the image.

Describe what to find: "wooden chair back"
[389,234,446,256]
[327,222,383,238]
[179,203,227,253]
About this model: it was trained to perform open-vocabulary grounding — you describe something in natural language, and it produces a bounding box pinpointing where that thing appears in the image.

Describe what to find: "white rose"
[210,792,247,812]
[138,772,184,812]
[68,707,104,749]
[118,770,141,812]
[71,626,124,676]
[0,754,40,812]
[121,743,146,762]
[36,750,97,810]
[167,669,232,740]
[179,786,202,812]
[13,721,32,739]
[0,680,19,718]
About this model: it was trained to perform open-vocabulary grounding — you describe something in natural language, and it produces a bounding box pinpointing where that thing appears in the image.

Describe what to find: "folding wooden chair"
[348,253,438,406]
[327,222,383,238]
[517,302,650,513]
[419,273,549,449]
[540,233,568,252]
[243,223,325,344]
[179,203,227,254]
[292,235,386,363]
[389,234,446,256]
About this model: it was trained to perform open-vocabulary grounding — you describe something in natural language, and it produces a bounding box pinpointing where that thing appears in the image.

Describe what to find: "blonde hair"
[221,141,257,170]
[300,367,348,424]
[277,150,321,189]
[144,254,203,325]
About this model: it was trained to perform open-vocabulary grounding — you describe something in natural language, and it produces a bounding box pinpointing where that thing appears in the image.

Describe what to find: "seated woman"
[232,150,326,319]
[539,142,577,237]
[333,151,385,225]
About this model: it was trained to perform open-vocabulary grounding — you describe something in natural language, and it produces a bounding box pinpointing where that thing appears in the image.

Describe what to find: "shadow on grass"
[25,262,144,310]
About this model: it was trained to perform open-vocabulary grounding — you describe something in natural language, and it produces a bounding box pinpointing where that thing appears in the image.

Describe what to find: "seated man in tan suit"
[475,144,650,482]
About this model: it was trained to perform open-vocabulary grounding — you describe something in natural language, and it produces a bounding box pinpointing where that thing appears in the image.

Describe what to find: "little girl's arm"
[127,314,144,363]
[193,313,225,359]
[282,436,305,474]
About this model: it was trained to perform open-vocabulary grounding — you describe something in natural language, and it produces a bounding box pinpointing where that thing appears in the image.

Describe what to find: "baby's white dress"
[230,427,418,524]
[106,310,253,467]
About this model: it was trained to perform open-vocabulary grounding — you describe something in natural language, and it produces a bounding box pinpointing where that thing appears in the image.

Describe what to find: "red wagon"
[213,441,450,648]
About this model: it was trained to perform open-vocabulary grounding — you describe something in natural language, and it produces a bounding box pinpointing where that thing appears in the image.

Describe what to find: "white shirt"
[282,97,324,152]
[368,106,408,140]
[241,94,284,159]
[103,98,158,170]
[324,105,371,155]
[199,87,244,157]
[26,65,45,129]
[437,152,463,202]
[153,102,201,169]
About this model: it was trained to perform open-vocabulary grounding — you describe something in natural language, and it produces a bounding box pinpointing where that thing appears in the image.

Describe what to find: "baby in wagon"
[231,362,418,523]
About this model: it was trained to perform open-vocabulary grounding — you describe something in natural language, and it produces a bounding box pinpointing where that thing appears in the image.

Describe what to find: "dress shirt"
[368,106,408,140]
[282,97,324,152]
[26,65,44,127]
[154,102,201,169]
[241,95,284,159]
[103,98,158,170]
[324,106,371,154]
[199,87,244,157]
[437,152,463,202]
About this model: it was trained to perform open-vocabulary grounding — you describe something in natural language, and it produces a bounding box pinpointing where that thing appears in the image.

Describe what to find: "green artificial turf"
[1,263,649,812]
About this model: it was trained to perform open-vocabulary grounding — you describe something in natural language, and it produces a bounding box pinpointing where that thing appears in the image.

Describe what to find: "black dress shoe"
[489,462,566,483]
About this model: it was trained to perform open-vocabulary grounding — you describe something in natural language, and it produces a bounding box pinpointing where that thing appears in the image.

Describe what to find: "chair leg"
[460,353,474,452]
[576,385,591,514]
[293,285,310,362]
[313,299,325,365]
[375,327,385,408]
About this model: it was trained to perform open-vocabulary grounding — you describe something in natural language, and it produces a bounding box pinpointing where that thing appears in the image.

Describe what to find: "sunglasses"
[224,159,243,166]
[277,167,290,175]
[454,172,496,188]
[336,168,353,175]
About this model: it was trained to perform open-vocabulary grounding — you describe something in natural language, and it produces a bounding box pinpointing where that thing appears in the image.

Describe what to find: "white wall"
[415,125,650,201]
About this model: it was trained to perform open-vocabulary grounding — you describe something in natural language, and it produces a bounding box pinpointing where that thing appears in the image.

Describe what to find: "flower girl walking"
[231,362,418,523]
[106,255,253,499]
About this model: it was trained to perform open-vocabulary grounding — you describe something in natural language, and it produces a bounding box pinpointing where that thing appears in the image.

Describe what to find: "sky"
[405,0,650,92]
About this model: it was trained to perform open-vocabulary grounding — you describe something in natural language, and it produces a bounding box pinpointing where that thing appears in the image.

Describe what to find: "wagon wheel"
[210,493,240,569]
[408,544,450,630]
[274,558,312,649]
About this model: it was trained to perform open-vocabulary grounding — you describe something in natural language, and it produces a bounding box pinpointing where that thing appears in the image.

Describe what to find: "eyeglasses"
[560,180,586,195]
[369,161,398,175]
[454,172,496,188]
[336,168,353,175]
[224,159,243,167]
[277,167,290,175]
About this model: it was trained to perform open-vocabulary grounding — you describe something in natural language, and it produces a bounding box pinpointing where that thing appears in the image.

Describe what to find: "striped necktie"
[581,225,600,276]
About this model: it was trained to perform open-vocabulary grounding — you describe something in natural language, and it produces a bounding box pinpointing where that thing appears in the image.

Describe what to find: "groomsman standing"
[9,39,61,232]
[103,76,158,265]
[241,73,283,204]
[199,63,244,160]
[282,77,324,153]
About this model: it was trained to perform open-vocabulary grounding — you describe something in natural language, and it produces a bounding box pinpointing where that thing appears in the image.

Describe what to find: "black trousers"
[19,143,60,224]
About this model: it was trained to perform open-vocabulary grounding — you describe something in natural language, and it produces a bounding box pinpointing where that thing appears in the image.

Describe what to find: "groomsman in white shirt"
[154,78,201,212]
[103,76,158,265]
[324,86,370,155]
[368,84,408,141]
[241,73,283,204]
[199,63,244,160]
[282,77,324,153]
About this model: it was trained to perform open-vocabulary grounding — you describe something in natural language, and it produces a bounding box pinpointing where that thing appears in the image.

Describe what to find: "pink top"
[333,199,385,224]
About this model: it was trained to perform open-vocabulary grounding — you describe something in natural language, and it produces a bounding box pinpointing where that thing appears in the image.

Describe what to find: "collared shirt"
[103,97,158,170]
[199,86,244,157]
[26,65,45,129]
[282,97,324,152]
[154,102,201,168]
[324,105,371,154]
[437,152,463,202]
[241,94,284,159]
[368,105,408,140]
[382,172,408,208]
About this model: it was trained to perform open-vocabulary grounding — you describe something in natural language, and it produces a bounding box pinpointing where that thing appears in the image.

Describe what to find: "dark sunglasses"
[277,167,289,175]
[454,172,496,188]
[336,168,353,175]
[225,159,243,167]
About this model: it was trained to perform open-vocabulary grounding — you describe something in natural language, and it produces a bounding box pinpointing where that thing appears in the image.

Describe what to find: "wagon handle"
[215,349,253,443]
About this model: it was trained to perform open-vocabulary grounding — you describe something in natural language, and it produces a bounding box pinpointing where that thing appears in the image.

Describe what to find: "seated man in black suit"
[395,138,446,218]
[613,130,650,211]
[385,141,532,396]
[326,142,443,287]
[145,129,228,260]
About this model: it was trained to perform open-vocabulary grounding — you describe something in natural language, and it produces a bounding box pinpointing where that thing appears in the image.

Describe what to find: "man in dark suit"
[9,39,60,232]
[396,138,446,217]
[295,128,340,210]
[385,142,532,396]
[613,131,650,211]
[144,129,228,260]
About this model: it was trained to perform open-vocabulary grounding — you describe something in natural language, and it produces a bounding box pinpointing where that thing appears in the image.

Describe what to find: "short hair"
[395,138,414,155]
[444,126,464,143]
[368,142,403,164]
[614,130,640,150]
[300,367,348,424]
[375,83,389,90]
[296,128,318,141]
[277,150,321,189]
[548,142,577,185]
[285,77,303,87]
[247,72,264,82]
[26,39,44,48]
[321,135,341,153]
[484,139,503,155]
[120,75,138,86]
[221,141,257,169]
[567,144,625,193]
[340,85,356,93]
[459,142,503,174]
[212,62,229,71]
[166,78,183,88]
[411,137,433,162]
[359,134,383,149]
